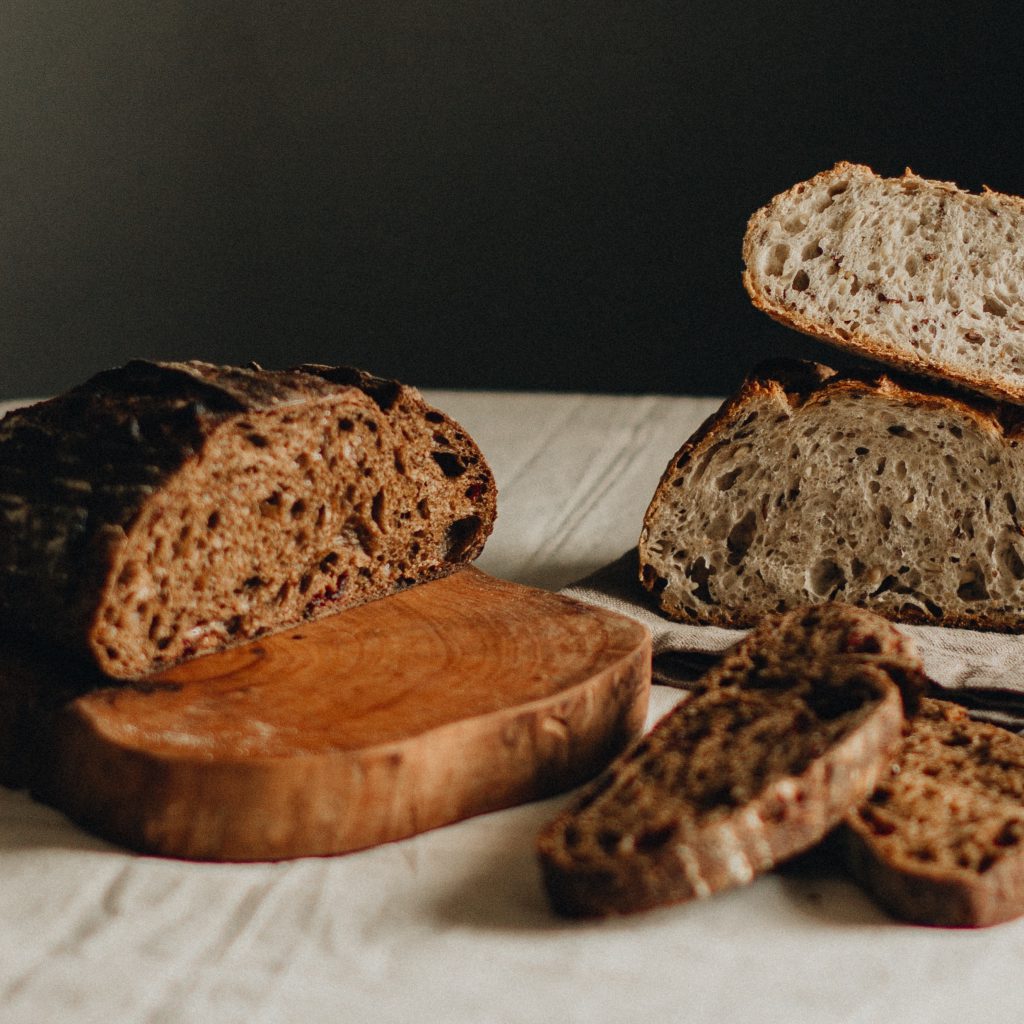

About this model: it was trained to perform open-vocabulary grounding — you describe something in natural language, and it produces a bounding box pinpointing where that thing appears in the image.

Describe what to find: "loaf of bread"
[743,162,1024,405]
[0,360,496,678]
[639,358,1024,630]
[844,696,1024,928]
[536,604,921,917]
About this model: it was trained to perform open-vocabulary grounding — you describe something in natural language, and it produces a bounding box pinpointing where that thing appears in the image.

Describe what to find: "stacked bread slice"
[539,607,1024,926]
[641,162,1024,630]
[549,164,1024,927]
[538,604,922,916]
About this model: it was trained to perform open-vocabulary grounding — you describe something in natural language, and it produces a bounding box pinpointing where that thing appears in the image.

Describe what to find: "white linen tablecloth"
[3,390,1024,1024]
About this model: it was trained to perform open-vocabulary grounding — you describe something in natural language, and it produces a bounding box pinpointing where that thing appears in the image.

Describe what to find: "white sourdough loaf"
[536,604,921,917]
[743,162,1024,405]
[639,358,1024,630]
[844,696,1024,928]
[0,360,496,678]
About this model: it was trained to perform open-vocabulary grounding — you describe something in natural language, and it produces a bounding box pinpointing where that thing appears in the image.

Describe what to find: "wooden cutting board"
[0,567,650,861]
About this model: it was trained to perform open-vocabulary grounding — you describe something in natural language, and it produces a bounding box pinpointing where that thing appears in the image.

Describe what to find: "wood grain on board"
[1,567,651,860]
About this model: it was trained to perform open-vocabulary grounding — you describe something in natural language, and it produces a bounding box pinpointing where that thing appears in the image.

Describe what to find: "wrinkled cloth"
[563,550,1024,732]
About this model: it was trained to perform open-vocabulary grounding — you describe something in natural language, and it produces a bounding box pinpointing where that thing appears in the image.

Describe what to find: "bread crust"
[843,697,1024,928]
[638,358,1024,632]
[743,162,1024,406]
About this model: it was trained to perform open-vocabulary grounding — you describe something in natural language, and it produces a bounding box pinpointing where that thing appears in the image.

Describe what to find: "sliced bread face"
[0,361,496,679]
[743,162,1024,405]
[639,359,1024,630]
[536,604,919,918]
[844,697,1024,928]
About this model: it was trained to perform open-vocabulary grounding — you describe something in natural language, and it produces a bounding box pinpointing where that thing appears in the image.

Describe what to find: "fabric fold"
[561,549,1024,732]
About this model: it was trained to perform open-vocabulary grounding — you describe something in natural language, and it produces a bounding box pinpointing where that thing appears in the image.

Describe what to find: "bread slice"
[844,696,1024,927]
[0,361,496,678]
[744,162,1024,404]
[639,358,1024,630]
[536,604,920,917]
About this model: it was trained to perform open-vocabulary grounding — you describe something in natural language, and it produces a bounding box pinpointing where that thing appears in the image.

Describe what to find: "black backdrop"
[3,1,1023,400]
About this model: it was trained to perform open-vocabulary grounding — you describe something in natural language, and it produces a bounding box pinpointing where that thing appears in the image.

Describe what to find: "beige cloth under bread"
[562,549,1024,733]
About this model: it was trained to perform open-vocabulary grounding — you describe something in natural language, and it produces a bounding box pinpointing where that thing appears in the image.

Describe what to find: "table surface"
[3,391,1022,1024]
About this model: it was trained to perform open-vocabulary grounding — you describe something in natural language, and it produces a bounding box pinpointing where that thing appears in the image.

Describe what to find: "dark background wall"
[2,1,1023,400]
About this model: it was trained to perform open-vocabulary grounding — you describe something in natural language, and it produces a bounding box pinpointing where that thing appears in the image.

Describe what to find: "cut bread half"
[536,604,920,917]
[844,696,1024,928]
[639,359,1024,630]
[743,162,1024,405]
[0,361,496,678]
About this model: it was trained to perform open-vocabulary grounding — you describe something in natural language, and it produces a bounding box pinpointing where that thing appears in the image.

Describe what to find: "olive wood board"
[0,567,651,861]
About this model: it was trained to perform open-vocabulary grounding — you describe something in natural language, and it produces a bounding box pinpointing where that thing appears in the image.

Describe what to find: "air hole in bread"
[716,467,742,491]
[636,823,677,853]
[957,563,990,601]
[643,565,667,598]
[766,244,789,277]
[801,241,823,261]
[684,558,713,603]
[807,558,845,598]
[371,490,386,531]
[792,269,810,292]
[998,541,1024,582]
[432,451,467,477]
[726,509,757,565]
[443,516,482,561]
[995,822,1022,847]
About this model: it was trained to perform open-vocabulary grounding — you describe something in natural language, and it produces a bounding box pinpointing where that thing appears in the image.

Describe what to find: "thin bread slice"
[0,361,496,678]
[536,604,921,917]
[743,162,1024,405]
[844,696,1024,928]
[638,358,1024,631]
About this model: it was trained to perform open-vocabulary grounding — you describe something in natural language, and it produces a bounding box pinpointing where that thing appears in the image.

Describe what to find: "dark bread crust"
[743,162,1024,406]
[537,604,920,917]
[638,358,1024,631]
[0,360,496,678]
[843,697,1024,928]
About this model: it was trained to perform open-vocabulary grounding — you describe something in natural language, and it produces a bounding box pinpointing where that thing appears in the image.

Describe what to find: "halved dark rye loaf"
[743,162,1024,405]
[844,696,1024,928]
[536,604,923,917]
[638,358,1024,630]
[0,361,496,678]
